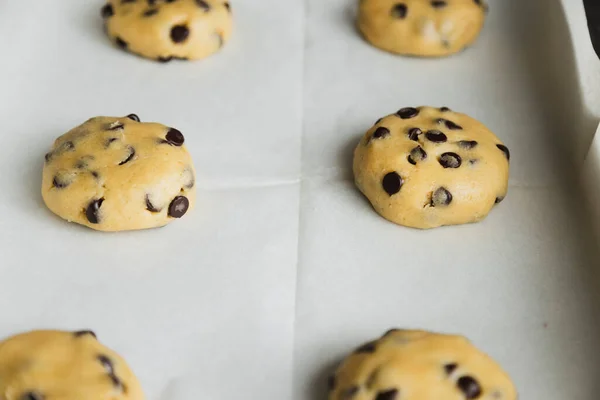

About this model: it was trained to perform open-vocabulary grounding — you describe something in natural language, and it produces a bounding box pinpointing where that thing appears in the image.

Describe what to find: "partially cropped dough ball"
[353,106,509,229]
[42,114,196,232]
[329,329,517,400]
[358,0,488,57]
[0,330,144,400]
[101,0,232,62]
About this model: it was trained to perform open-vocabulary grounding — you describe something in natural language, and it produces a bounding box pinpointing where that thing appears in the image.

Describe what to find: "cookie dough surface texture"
[358,0,487,57]
[353,106,509,229]
[330,329,517,400]
[42,114,196,232]
[101,0,232,61]
[0,330,144,400]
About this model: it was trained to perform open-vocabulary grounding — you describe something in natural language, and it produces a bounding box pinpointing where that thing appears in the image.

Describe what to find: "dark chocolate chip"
[127,114,140,122]
[444,363,458,375]
[457,376,482,399]
[108,122,124,131]
[74,330,97,338]
[431,187,452,207]
[495,196,504,204]
[101,4,114,18]
[396,107,419,119]
[375,118,383,125]
[327,375,336,391]
[372,127,390,140]
[91,171,100,179]
[382,172,403,196]
[425,130,447,143]
[496,144,510,160]
[45,152,53,163]
[119,147,136,165]
[171,25,190,43]
[390,3,408,18]
[165,128,185,146]
[86,198,105,224]
[105,138,119,148]
[431,0,448,7]
[408,146,427,165]
[165,0,177,2]
[341,386,359,399]
[97,355,115,374]
[158,56,173,63]
[52,175,71,189]
[20,392,44,400]
[438,152,462,168]
[195,0,211,11]
[109,373,124,390]
[440,106,451,112]
[437,119,463,130]
[168,196,189,218]
[355,341,377,354]
[143,8,159,17]
[115,37,128,49]
[375,389,399,400]
[146,195,161,213]
[224,2,231,11]
[457,140,478,149]
[408,127,421,141]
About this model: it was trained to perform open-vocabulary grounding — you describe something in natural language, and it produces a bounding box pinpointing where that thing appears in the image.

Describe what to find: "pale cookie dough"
[101,0,232,61]
[0,330,144,400]
[358,0,488,57]
[42,114,196,232]
[329,329,517,400]
[353,106,509,229]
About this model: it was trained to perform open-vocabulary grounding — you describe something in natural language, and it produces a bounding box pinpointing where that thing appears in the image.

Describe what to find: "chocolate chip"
[438,152,462,168]
[375,118,383,125]
[165,128,185,146]
[224,2,231,11]
[438,119,463,130]
[105,138,119,148]
[109,374,124,390]
[101,4,114,18]
[171,25,190,43]
[457,140,478,149]
[158,56,173,63]
[382,172,403,196]
[431,0,448,7]
[52,175,71,189]
[20,392,44,400]
[372,127,390,140]
[341,386,359,399]
[495,196,504,204]
[408,127,422,141]
[74,330,97,338]
[327,375,336,391]
[146,195,161,212]
[408,146,427,165]
[168,196,189,218]
[390,3,408,18]
[91,171,100,180]
[143,8,159,17]
[440,106,451,112]
[457,376,482,399]
[86,198,105,224]
[444,363,458,374]
[355,341,377,353]
[496,144,510,160]
[375,389,399,400]
[425,130,447,143]
[98,355,115,374]
[127,114,140,122]
[431,187,452,207]
[115,37,128,49]
[396,107,419,119]
[195,0,211,10]
[119,147,136,165]
[44,153,52,163]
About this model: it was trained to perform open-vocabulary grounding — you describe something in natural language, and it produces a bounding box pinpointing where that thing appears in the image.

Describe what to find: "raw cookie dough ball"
[329,329,517,400]
[42,114,196,232]
[358,0,488,57]
[0,330,144,400]
[353,106,509,229]
[101,0,232,61]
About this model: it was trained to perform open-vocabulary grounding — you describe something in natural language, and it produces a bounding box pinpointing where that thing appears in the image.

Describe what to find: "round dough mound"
[329,329,517,400]
[42,114,196,232]
[353,106,509,229]
[101,0,232,61]
[358,0,488,57]
[0,330,144,400]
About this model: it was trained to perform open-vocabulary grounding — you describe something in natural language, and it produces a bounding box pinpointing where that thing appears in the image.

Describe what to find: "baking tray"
[0,0,599,399]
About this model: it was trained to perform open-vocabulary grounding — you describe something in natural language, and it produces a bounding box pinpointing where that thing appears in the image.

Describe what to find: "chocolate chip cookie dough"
[329,329,517,400]
[358,0,488,57]
[0,330,144,400]
[353,106,509,229]
[101,0,232,62]
[42,114,196,232]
